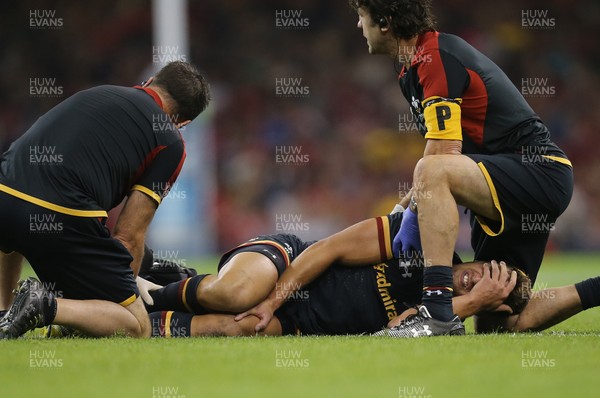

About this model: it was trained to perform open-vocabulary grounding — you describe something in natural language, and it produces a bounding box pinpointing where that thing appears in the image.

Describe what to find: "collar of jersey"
[133,85,163,109]
[398,30,440,79]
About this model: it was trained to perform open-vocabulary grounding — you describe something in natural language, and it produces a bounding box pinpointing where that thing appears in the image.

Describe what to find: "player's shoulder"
[76,84,131,96]
[70,85,154,109]
[417,31,473,57]
[436,31,474,49]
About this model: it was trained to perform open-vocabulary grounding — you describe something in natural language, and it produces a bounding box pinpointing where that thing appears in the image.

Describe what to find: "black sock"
[149,311,193,337]
[421,266,454,321]
[42,291,57,325]
[147,274,209,314]
[574,276,600,310]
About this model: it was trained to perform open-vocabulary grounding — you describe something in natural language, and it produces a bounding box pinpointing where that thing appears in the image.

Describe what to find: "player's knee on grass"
[124,298,151,338]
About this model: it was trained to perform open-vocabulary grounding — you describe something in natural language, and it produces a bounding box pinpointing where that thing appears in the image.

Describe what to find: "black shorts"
[217,243,289,277]
[0,192,138,305]
[466,153,573,283]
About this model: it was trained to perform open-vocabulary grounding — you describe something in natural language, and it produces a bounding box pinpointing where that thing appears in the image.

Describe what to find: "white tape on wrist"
[390,204,405,214]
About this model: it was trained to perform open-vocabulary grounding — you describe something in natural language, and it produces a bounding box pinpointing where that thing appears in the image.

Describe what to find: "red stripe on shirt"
[133,85,163,109]
[375,217,387,262]
[132,145,167,184]
[166,137,186,188]
[416,32,449,99]
[460,68,487,148]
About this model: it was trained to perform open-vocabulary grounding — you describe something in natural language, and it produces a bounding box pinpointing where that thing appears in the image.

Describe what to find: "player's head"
[349,0,436,54]
[452,261,532,314]
[148,61,211,124]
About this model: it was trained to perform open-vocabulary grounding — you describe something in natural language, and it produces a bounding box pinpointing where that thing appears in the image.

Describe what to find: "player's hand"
[387,307,418,328]
[469,260,517,313]
[234,299,276,333]
[392,207,421,258]
[136,276,162,306]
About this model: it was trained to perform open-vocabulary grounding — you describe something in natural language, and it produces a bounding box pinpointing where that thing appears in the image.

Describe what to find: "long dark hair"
[349,0,436,40]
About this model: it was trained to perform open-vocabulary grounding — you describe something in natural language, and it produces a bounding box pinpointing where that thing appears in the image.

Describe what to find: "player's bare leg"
[54,296,151,337]
[197,252,279,312]
[0,252,23,311]
[191,313,282,336]
[395,154,499,330]
[376,155,502,337]
[149,311,282,337]
[1,277,150,338]
[146,252,280,315]
[413,154,500,266]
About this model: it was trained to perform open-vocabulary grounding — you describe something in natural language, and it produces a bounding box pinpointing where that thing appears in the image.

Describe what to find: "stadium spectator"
[1,0,599,252]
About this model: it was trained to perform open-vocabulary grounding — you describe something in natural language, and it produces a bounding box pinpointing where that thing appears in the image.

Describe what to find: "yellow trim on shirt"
[542,155,572,167]
[381,216,392,259]
[131,184,162,205]
[475,162,505,237]
[0,184,108,218]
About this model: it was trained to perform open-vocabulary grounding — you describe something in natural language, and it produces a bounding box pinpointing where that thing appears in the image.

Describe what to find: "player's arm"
[421,96,463,156]
[474,285,583,333]
[418,49,468,157]
[113,191,157,276]
[117,138,186,276]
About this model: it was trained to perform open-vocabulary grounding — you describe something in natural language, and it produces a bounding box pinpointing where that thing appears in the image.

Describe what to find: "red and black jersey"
[0,85,185,217]
[399,31,568,160]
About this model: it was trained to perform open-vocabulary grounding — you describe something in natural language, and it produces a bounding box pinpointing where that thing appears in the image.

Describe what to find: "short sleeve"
[131,139,186,205]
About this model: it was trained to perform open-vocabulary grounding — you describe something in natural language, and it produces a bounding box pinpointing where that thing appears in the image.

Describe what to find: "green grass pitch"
[1,253,599,398]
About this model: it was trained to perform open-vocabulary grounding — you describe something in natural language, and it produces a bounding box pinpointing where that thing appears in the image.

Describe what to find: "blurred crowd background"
[1,0,599,254]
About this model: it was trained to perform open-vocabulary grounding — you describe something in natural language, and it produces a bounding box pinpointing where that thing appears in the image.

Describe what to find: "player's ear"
[176,120,191,129]
[379,16,390,33]
[142,77,154,87]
